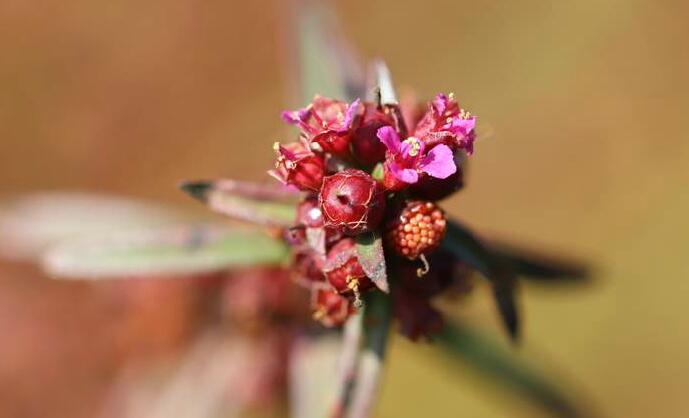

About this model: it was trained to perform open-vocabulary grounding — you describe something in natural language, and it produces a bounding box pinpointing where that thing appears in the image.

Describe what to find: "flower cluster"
[272,93,476,339]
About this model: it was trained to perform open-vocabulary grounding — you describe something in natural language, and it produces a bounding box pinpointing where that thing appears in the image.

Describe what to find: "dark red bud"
[290,154,325,191]
[319,169,385,235]
[271,143,326,192]
[311,287,356,327]
[393,289,444,341]
[409,167,464,201]
[322,238,374,305]
[296,198,324,228]
[293,251,326,284]
[313,131,353,156]
[351,105,393,166]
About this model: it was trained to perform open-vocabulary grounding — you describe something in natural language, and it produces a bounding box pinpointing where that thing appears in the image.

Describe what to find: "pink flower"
[377,126,456,189]
[413,93,476,155]
[282,96,362,156]
[268,140,325,192]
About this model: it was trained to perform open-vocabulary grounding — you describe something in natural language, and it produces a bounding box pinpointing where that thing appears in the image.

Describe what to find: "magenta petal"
[281,111,300,125]
[342,98,361,130]
[377,126,401,153]
[278,144,298,161]
[432,93,450,115]
[390,162,419,184]
[446,117,476,137]
[419,144,456,179]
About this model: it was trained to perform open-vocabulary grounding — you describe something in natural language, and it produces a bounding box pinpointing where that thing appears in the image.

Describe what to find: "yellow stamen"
[312,308,326,321]
[403,137,421,157]
[346,276,363,308]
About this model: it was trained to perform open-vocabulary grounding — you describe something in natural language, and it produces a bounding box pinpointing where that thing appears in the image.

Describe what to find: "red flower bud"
[282,96,361,157]
[351,103,394,166]
[393,289,444,341]
[269,141,325,192]
[292,250,326,284]
[382,163,408,191]
[296,197,324,228]
[387,201,446,260]
[319,169,385,235]
[409,166,464,201]
[322,238,374,306]
[311,287,356,327]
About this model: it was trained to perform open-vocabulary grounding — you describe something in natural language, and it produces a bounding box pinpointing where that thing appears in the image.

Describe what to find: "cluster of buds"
[272,92,477,335]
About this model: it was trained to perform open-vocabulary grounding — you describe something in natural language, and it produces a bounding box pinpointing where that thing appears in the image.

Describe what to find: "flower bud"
[311,287,355,327]
[269,142,325,192]
[393,289,444,341]
[292,251,326,284]
[322,238,374,306]
[351,103,394,166]
[409,166,464,201]
[319,169,385,235]
[282,96,361,157]
[296,197,324,228]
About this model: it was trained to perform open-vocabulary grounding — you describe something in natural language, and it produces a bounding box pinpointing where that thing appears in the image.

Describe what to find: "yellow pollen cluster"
[403,137,422,157]
[273,142,296,169]
[346,276,363,308]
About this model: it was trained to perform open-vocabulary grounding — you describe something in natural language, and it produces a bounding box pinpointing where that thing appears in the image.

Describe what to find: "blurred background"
[1,0,688,417]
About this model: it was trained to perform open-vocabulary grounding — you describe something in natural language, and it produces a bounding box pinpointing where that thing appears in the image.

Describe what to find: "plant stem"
[345,292,393,418]
[330,311,364,418]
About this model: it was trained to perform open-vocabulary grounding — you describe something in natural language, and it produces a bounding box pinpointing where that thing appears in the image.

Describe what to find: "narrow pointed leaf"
[442,219,520,340]
[487,241,590,282]
[436,321,584,418]
[355,231,389,293]
[180,180,297,227]
[370,60,398,105]
[181,178,300,202]
[493,283,519,341]
[42,223,289,279]
[296,0,364,102]
[0,192,197,261]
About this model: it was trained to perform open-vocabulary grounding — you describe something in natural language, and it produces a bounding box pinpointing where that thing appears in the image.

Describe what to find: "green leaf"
[42,223,289,279]
[493,283,519,341]
[355,231,389,293]
[0,192,198,261]
[180,180,297,228]
[436,321,585,418]
[443,219,496,277]
[443,219,520,340]
[296,0,364,102]
[487,241,590,282]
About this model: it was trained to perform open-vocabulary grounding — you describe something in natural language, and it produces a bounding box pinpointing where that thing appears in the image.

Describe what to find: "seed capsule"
[387,201,446,260]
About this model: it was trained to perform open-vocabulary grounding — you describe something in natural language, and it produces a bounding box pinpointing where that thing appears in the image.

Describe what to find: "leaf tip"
[179,181,211,202]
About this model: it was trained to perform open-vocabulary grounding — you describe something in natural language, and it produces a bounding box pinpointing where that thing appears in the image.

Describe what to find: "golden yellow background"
[1,0,688,417]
